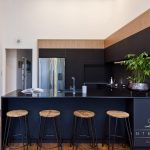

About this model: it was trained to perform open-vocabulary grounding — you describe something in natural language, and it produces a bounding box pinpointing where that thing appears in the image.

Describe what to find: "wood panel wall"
[105,9,150,48]
[38,39,104,49]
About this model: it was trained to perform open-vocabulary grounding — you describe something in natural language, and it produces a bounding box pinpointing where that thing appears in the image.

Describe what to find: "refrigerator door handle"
[39,60,42,88]
[53,70,54,90]
[40,62,42,88]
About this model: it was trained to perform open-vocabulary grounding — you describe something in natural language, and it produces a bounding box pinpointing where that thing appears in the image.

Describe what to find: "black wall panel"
[39,49,66,58]
[104,27,150,84]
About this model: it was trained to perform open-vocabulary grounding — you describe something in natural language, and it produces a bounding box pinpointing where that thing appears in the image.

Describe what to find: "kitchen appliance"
[21,57,32,90]
[22,57,27,90]
[39,58,65,91]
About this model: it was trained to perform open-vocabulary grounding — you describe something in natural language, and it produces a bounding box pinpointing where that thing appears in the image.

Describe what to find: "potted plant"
[122,52,150,91]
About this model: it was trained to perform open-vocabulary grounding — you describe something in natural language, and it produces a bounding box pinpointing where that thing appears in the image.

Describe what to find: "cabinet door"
[134,98,150,147]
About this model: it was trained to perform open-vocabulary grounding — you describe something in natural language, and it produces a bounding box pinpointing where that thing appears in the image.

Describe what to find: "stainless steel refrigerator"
[39,58,65,91]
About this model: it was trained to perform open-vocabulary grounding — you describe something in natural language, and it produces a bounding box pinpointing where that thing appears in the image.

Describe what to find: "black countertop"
[2,87,150,99]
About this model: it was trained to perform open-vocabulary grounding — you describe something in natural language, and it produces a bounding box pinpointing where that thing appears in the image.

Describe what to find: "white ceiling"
[1,0,150,40]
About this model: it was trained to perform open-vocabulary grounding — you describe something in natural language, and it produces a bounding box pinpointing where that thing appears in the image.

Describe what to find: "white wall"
[108,1,150,36]
[0,0,3,97]
[2,0,150,42]
[1,0,150,94]
[0,46,1,95]
[6,49,17,93]
[0,42,2,96]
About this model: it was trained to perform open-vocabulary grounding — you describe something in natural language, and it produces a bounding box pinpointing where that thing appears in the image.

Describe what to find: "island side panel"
[134,98,150,148]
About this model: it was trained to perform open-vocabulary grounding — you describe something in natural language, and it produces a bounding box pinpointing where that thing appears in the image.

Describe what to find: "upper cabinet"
[104,27,150,63]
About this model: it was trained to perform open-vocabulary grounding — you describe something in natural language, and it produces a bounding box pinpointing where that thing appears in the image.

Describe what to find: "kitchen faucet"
[72,77,76,94]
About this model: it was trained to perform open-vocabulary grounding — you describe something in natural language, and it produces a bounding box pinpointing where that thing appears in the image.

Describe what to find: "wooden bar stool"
[106,110,133,150]
[71,110,98,150]
[37,109,62,150]
[2,109,30,150]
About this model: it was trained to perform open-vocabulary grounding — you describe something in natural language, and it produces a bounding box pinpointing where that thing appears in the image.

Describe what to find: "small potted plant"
[122,52,150,91]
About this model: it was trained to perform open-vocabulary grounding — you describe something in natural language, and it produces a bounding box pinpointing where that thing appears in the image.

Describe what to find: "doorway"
[6,49,32,93]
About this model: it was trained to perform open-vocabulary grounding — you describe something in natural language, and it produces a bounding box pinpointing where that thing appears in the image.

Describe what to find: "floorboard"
[5,143,130,150]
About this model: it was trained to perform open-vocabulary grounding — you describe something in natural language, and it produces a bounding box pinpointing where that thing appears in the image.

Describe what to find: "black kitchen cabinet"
[134,98,150,148]
[39,48,107,88]
[105,27,150,62]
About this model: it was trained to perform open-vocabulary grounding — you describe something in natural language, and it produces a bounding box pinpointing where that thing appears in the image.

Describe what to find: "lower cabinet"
[134,98,150,147]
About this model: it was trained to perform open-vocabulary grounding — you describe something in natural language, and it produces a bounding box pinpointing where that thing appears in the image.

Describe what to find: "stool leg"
[2,117,8,150]
[127,118,133,149]
[39,117,46,150]
[7,117,14,146]
[76,118,83,150]
[2,117,11,150]
[91,118,98,150]
[58,117,63,150]
[85,118,90,138]
[74,118,83,150]
[37,116,42,150]
[108,116,111,150]
[19,117,26,150]
[85,119,93,147]
[71,116,77,147]
[40,117,46,150]
[72,116,77,150]
[102,115,108,147]
[24,116,29,150]
[125,118,133,150]
[88,118,95,148]
[53,117,62,150]
[26,116,31,146]
[85,119,92,147]
[112,118,118,150]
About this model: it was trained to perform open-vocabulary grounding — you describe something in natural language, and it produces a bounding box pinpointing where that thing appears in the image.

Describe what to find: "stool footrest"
[109,134,126,138]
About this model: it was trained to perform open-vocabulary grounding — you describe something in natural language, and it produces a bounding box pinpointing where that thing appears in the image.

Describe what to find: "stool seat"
[106,110,129,118]
[39,110,60,118]
[6,110,28,117]
[74,110,95,118]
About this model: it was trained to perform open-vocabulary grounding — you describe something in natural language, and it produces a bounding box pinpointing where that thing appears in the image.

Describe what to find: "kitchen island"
[1,87,150,150]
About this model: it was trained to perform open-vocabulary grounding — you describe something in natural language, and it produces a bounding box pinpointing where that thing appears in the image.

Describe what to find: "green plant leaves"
[122,52,150,83]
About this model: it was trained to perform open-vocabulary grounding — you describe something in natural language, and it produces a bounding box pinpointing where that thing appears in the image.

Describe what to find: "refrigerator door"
[39,58,51,89]
[39,58,65,90]
[55,58,65,91]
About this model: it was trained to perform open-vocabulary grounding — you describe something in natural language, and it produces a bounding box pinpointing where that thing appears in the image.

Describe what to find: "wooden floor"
[5,143,130,150]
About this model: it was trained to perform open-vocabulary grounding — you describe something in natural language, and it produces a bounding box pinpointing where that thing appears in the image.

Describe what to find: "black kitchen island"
[1,87,150,150]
